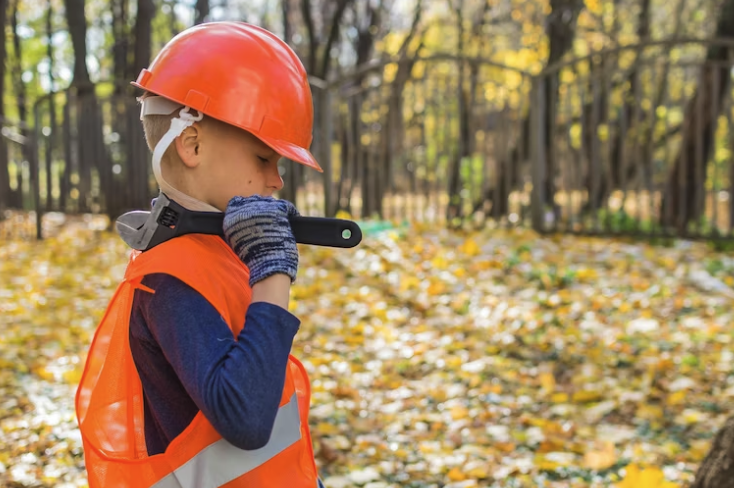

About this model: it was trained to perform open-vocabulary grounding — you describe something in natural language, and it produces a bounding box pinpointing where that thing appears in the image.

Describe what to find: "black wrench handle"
[289,217,362,248]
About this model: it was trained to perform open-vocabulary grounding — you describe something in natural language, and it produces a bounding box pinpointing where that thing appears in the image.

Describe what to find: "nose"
[267,161,284,192]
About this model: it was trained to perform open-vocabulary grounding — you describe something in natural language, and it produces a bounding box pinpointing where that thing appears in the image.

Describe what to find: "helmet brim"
[256,136,324,173]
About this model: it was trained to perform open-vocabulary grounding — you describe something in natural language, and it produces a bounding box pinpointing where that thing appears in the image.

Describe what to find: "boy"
[75,22,325,487]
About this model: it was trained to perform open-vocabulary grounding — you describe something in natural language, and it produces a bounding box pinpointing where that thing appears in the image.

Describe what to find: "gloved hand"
[223,195,300,287]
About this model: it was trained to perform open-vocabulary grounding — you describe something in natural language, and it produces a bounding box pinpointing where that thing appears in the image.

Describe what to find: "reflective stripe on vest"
[152,393,301,488]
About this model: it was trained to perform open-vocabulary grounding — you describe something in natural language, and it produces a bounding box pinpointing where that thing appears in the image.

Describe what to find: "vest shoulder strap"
[123,234,251,332]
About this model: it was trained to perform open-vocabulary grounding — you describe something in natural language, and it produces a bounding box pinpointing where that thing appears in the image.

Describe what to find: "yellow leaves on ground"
[575,267,598,282]
[458,238,481,257]
[616,464,679,488]
[551,392,570,403]
[293,226,730,488]
[3,219,733,487]
[539,372,556,395]
[0,216,124,485]
[637,404,665,421]
[571,389,604,404]
[449,405,469,420]
[583,441,617,470]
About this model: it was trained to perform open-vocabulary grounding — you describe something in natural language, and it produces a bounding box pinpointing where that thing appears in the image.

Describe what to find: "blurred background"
[1,0,733,240]
[2,1,734,488]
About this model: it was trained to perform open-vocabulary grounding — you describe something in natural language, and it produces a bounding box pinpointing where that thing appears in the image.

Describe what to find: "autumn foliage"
[2,216,734,486]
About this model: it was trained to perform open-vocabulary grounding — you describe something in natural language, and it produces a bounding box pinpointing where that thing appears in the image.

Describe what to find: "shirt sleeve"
[136,273,300,450]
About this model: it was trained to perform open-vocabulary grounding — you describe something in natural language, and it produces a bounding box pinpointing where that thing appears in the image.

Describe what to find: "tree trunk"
[349,0,415,217]
[0,0,9,212]
[10,0,28,209]
[133,0,154,79]
[194,0,209,24]
[45,0,57,211]
[540,0,584,217]
[446,0,490,223]
[584,0,651,213]
[639,0,686,183]
[474,0,583,218]
[111,0,129,94]
[617,0,651,184]
[282,0,291,44]
[318,0,350,79]
[690,416,734,488]
[108,0,131,216]
[63,0,106,214]
[335,107,351,213]
[126,0,155,212]
[445,0,466,223]
[168,0,179,36]
[278,0,297,205]
[300,0,317,74]
[660,0,734,231]
[355,0,388,218]
[284,0,323,207]
[63,0,92,94]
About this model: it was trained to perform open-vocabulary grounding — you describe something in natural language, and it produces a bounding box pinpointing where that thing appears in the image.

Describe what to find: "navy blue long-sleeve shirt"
[128,273,300,455]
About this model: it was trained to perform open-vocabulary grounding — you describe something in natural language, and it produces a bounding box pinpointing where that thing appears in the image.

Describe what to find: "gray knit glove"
[223,195,300,287]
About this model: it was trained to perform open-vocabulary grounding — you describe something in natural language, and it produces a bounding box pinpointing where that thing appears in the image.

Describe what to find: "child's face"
[174,120,285,211]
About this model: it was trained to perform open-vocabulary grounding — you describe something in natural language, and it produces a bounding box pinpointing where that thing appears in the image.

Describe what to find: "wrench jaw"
[115,193,173,251]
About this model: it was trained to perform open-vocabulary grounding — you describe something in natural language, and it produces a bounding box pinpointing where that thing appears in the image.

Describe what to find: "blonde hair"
[138,93,197,164]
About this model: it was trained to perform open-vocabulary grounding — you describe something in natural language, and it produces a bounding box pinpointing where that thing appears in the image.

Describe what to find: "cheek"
[226,163,264,191]
[229,173,254,190]
[215,150,257,180]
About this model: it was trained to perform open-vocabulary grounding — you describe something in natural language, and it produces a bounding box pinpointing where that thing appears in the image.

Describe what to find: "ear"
[174,123,202,169]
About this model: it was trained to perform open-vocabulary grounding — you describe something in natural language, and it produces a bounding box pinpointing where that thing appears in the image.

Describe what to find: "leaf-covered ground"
[1,215,734,487]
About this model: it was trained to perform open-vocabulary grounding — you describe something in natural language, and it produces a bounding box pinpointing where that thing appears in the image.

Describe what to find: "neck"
[159,181,221,213]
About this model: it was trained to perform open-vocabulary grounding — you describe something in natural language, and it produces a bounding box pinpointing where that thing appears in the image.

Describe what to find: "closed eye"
[257,156,269,163]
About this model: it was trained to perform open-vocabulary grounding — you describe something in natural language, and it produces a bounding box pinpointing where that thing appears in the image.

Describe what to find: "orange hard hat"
[131,21,322,172]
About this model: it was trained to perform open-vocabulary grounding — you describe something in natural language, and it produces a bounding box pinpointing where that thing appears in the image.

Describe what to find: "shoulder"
[134,272,223,333]
[133,273,206,314]
[128,235,244,281]
[130,273,203,344]
[126,235,251,326]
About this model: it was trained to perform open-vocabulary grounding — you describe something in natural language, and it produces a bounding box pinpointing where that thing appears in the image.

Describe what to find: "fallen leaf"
[584,441,617,470]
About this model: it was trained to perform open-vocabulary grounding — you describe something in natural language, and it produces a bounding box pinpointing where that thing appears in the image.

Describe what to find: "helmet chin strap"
[148,102,222,213]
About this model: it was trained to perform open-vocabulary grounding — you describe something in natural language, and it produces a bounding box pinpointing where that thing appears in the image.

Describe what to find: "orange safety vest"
[75,234,319,487]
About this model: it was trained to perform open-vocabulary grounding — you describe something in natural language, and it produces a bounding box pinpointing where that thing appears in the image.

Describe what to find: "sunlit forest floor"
[1,214,733,487]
